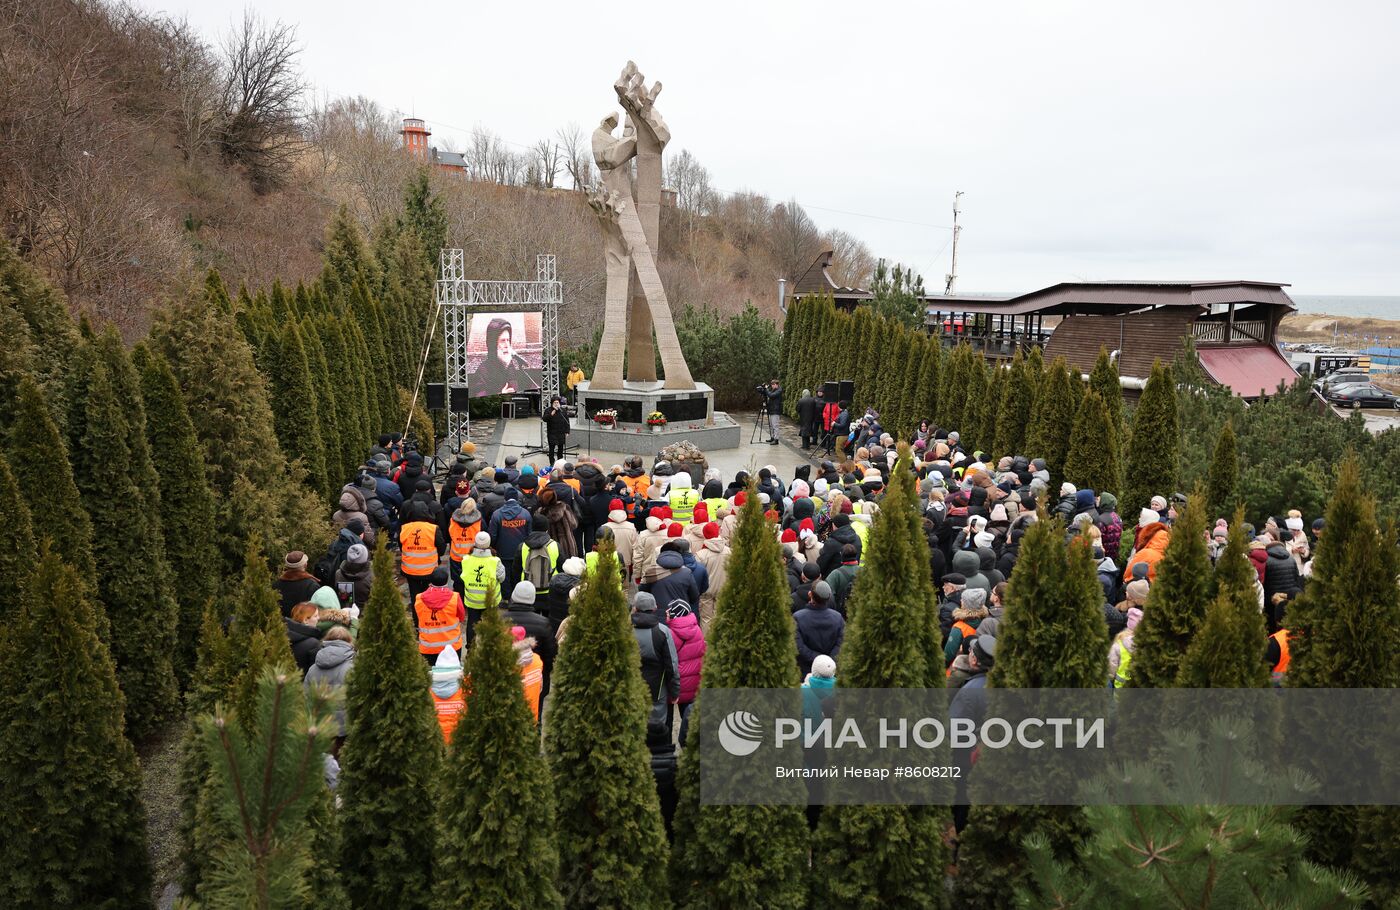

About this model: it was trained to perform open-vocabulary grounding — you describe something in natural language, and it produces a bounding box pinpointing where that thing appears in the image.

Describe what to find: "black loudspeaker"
[426,383,446,410]
[822,381,840,401]
[449,386,472,412]
[838,379,855,404]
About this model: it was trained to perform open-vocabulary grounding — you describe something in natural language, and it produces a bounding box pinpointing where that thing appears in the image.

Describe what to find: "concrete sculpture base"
[574,380,741,454]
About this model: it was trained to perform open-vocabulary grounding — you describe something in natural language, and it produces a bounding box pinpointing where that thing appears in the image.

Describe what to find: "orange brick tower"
[400,118,431,162]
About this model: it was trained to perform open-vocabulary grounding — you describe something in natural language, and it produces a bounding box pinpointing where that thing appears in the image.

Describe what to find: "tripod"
[750,404,771,444]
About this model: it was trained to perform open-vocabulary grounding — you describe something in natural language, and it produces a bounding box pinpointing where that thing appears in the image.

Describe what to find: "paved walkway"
[486,410,821,481]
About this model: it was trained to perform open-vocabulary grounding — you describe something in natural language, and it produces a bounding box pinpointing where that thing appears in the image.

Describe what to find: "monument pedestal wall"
[574,380,740,453]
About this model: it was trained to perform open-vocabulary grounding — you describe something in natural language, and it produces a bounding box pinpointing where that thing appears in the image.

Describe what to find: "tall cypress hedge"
[545,541,670,908]
[671,487,808,909]
[338,541,441,910]
[0,550,153,908]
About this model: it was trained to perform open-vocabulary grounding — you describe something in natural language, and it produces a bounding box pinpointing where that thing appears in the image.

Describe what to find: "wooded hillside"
[0,0,876,341]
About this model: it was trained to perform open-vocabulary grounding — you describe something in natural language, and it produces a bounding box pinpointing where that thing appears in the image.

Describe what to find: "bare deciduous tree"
[768,197,823,283]
[555,122,592,190]
[217,11,304,193]
[824,228,877,288]
[531,138,561,189]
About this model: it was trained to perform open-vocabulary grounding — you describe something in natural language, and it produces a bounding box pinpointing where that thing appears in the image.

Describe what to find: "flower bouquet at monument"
[592,408,617,427]
[646,411,667,427]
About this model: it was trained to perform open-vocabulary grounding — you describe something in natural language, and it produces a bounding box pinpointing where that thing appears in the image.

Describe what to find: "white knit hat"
[562,557,586,576]
[812,655,836,678]
[1140,508,1160,526]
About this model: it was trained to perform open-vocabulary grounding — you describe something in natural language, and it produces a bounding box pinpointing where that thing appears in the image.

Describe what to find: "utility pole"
[944,190,964,296]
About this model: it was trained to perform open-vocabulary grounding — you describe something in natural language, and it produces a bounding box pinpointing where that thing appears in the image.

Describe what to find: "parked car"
[1315,369,1371,392]
[1326,383,1400,409]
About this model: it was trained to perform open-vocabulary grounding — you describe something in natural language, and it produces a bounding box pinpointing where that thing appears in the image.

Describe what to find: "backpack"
[313,551,342,588]
[525,544,554,589]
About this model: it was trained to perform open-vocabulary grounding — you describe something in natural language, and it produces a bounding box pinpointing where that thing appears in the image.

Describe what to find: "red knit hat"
[799,517,815,534]
[840,499,854,514]
[780,528,797,543]
[734,492,747,507]
[667,522,684,538]
[693,502,709,523]
[703,521,720,539]
[609,498,624,513]
[656,506,672,520]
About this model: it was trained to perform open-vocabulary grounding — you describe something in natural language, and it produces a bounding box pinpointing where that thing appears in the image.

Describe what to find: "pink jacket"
[664,609,706,705]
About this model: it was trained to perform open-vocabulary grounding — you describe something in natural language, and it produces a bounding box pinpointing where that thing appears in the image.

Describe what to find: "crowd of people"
[279,404,1320,831]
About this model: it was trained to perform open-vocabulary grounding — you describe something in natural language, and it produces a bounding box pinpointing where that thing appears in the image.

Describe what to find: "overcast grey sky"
[145,0,1399,295]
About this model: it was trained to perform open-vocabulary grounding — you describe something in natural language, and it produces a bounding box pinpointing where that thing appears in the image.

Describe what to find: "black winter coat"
[285,618,322,676]
[543,404,570,439]
[818,525,863,577]
[1263,544,1303,603]
[794,601,845,675]
[797,394,821,432]
[643,567,701,616]
[276,574,321,618]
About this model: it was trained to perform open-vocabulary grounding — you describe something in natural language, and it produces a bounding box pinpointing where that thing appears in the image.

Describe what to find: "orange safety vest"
[946,620,979,677]
[448,519,480,563]
[1271,629,1291,686]
[432,689,465,743]
[520,652,544,722]
[400,520,439,576]
[621,474,651,516]
[415,591,464,655]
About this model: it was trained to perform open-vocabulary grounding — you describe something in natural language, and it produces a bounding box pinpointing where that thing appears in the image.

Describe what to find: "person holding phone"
[543,394,570,463]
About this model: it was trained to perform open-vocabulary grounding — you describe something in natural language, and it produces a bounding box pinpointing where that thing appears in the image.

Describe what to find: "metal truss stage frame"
[436,250,563,449]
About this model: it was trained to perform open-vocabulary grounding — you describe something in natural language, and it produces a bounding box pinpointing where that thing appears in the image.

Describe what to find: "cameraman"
[760,378,783,445]
[543,395,570,463]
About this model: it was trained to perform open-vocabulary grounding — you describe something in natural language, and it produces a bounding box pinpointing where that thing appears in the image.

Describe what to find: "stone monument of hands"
[614,61,670,148]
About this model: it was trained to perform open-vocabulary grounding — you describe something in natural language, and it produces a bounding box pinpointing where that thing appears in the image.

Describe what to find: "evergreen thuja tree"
[1025,356,1075,480]
[270,321,331,500]
[1063,387,1122,498]
[194,668,337,909]
[1089,345,1124,435]
[437,604,562,910]
[8,376,95,578]
[150,277,326,570]
[1127,493,1211,689]
[812,447,950,909]
[918,335,941,429]
[338,541,441,910]
[1205,420,1238,521]
[0,452,36,618]
[0,549,153,908]
[1122,359,1179,522]
[70,355,180,738]
[1176,508,1269,688]
[135,347,219,684]
[954,516,1107,909]
[671,485,808,909]
[545,540,670,909]
[1284,457,1400,886]
[994,349,1033,457]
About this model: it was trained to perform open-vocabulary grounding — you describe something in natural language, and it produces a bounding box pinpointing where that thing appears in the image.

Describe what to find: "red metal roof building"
[920,279,1299,399]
